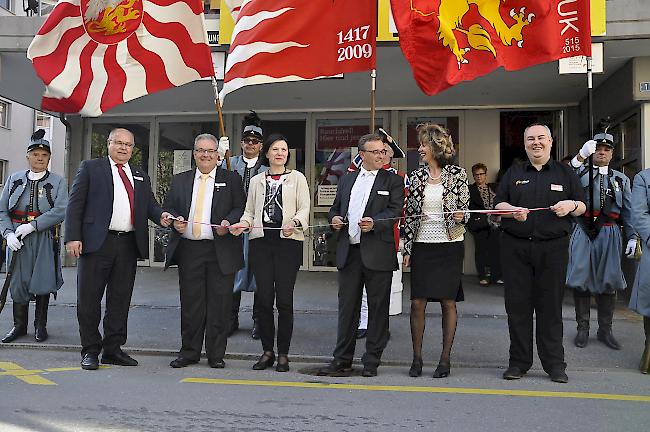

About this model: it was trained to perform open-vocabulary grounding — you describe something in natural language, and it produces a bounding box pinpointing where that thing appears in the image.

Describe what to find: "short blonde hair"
[417,123,456,167]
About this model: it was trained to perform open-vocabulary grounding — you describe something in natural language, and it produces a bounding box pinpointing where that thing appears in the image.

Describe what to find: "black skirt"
[410,241,464,302]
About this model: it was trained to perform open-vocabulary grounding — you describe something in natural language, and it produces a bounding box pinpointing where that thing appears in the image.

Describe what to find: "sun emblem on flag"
[81,0,143,43]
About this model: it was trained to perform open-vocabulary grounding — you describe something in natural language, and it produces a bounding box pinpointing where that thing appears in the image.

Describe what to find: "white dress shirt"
[243,156,258,168]
[347,166,378,244]
[108,156,134,232]
[183,167,216,241]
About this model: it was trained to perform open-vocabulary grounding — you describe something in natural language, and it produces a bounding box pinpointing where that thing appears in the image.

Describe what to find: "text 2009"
[337,25,373,62]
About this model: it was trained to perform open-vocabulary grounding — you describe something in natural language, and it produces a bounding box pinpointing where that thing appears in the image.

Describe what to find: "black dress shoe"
[361,366,378,377]
[356,329,367,339]
[101,350,138,366]
[317,361,353,376]
[251,322,260,340]
[574,329,589,348]
[433,363,450,378]
[549,369,569,383]
[502,366,526,380]
[276,355,290,372]
[409,357,423,377]
[2,326,27,343]
[81,353,100,370]
[597,330,621,350]
[170,357,198,368]
[208,359,226,368]
[252,352,275,370]
[34,325,48,342]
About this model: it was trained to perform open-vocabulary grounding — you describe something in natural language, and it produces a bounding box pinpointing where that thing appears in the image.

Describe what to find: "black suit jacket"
[163,167,245,275]
[328,169,404,271]
[65,158,163,258]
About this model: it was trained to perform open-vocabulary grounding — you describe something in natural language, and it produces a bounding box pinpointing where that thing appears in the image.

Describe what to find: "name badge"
[377,190,389,196]
[550,184,563,192]
[133,176,144,181]
[515,180,529,185]
[215,183,226,187]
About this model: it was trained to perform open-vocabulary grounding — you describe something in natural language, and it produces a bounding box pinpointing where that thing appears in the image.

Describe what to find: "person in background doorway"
[467,163,502,286]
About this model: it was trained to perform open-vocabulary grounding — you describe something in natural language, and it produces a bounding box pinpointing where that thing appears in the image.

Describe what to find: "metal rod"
[587,57,594,226]
[370,69,376,132]
[212,76,231,171]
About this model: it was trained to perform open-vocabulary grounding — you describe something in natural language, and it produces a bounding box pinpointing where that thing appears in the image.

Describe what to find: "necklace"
[428,169,441,181]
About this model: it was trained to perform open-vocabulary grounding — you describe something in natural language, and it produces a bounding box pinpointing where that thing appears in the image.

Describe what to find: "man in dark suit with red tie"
[320,133,405,377]
[163,133,245,369]
[65,128,172,370]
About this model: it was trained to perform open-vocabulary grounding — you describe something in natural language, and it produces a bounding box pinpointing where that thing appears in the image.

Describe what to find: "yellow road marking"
[0,362,56,385]
[181,378,650,403]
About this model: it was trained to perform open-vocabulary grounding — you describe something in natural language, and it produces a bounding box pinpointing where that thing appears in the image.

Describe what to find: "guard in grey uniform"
[566,133,638,350]
[1,129,67,343]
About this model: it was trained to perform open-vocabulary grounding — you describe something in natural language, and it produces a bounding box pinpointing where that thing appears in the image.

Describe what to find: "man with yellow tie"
[163,134,246,369]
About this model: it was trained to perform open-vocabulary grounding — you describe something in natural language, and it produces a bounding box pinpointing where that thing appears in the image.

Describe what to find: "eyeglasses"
[194,148,217,155]
[473,172,487,176]
[109,139,134,148]
[362,149,388,156]
[242,138,261,145]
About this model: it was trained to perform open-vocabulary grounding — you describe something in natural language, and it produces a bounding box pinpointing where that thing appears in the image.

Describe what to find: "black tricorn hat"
[27,129,51,153]
[593,132,614,148]
[377,128,405,159]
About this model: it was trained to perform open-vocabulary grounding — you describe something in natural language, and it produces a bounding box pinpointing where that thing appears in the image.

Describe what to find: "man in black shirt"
[494,124,586,383]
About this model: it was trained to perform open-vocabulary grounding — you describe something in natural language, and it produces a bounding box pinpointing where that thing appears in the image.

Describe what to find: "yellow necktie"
[192,173,209,238]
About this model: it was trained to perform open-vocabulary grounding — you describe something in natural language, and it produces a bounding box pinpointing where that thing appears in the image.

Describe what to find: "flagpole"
[587,56,595,230]
[370,69,377,132]
[212,76,231,171]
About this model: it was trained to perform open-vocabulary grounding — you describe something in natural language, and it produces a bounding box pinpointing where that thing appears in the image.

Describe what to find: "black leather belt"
[108,230,134,237]
[503,231,566,242]
[349,243,361,248]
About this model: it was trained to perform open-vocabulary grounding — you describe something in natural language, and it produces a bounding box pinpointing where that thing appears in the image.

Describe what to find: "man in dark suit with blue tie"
[321,133,405,377]
[164,134,245,369]
[65,128,172,370]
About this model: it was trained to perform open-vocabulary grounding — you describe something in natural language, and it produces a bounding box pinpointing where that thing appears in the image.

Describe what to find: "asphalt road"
[1,349,649,432]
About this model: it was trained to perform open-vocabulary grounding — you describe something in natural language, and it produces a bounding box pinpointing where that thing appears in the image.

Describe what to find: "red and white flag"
[28,0,214,116]
[390,0,592,96]
[220,0,377,102]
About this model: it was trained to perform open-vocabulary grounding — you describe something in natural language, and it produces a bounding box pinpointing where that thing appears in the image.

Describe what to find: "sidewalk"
[0,267,645,372]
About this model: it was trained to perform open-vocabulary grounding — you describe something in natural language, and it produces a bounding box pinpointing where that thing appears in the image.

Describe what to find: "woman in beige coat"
[231,134,310,372]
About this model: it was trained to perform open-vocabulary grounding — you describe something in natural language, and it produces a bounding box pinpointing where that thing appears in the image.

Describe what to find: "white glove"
[579,139,597,159]
[14,223,36,240]
[625,239,637,257]
[5,232,22,252]
[218,136,230,158]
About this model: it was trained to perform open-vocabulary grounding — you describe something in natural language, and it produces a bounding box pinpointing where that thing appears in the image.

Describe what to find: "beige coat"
[240,170,311,241]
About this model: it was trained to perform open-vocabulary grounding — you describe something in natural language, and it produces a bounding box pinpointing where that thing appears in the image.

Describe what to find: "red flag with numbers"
[220,0,377,102]
[27,0,214,117]
[390,0,592,95]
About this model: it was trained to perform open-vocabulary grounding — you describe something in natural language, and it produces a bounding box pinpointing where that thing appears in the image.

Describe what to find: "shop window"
[0,160,7,186]
[0,100,9,129]
[90,123,150,171]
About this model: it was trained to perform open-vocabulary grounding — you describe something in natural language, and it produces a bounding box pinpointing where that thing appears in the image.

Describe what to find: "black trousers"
[77,232,138,356]
[177,239,233,362]
[333,245,392,368]
[249,231,302,355]
[472,228,502,280]
[501,233,569,373]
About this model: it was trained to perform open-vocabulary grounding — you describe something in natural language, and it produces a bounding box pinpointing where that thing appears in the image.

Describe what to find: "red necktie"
[116,164,135,225]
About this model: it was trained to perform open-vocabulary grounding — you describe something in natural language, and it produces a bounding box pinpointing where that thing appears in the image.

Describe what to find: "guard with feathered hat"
[0,129,67,344]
